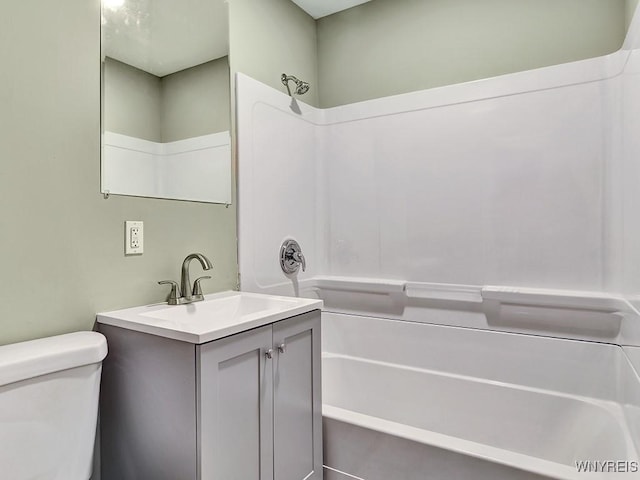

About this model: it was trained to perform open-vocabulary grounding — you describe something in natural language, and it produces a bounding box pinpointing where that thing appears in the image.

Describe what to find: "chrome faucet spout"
[158,253,213,305]
[181,253,213,301]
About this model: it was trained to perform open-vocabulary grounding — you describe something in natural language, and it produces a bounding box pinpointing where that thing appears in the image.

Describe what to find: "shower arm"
[282,74,293,96]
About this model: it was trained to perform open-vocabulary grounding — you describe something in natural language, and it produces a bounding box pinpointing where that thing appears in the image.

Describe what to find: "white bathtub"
[322,313,640,480]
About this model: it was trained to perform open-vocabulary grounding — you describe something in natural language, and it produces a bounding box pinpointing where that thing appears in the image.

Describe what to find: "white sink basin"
[97,291,322,344]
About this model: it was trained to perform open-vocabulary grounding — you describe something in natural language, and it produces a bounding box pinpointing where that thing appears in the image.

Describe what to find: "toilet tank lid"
[0,331,107,387]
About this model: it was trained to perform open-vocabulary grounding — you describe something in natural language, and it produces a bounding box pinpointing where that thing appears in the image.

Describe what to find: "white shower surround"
[238,62,611,292]
[237,14,640,345]
[237,7,640,480]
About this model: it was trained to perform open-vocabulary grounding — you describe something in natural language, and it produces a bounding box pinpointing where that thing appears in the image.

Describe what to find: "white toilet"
[0,331,107,480]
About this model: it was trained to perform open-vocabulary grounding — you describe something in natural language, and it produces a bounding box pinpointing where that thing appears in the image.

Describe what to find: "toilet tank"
[0,331,108,480]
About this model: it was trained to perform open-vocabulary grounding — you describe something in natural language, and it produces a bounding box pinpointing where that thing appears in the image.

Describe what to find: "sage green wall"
[317,0,627,108]
[0,0,237,346]
[104,57,162,142]
[161,57,231,142]
[228,0,318,107]
[628,0,640,29]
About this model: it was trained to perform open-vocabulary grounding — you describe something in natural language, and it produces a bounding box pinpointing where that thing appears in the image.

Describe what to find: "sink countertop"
[97,290,323,344]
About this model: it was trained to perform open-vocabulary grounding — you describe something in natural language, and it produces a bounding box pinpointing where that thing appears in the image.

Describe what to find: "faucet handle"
[280,239,307,274]
[292,251,306,272]
[192,276,212,296]
[158,280,181,304]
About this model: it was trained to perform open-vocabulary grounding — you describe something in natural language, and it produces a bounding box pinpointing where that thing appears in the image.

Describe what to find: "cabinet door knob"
[265,348,274,359]
[277,343,286,354]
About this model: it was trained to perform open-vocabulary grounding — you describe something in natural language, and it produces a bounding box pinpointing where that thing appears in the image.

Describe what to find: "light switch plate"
[125,221,144,255]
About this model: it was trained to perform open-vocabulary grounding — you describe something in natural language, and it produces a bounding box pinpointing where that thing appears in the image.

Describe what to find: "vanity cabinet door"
[198,325,274,480]
[272,311,322,480]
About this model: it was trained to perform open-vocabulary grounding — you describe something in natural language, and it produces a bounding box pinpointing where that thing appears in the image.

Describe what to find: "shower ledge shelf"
[313,276,405,294]
[481,286,627,311]
[311,276,630,312]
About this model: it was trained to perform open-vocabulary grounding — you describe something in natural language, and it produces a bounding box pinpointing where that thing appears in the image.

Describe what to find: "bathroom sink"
[97,291,322,344]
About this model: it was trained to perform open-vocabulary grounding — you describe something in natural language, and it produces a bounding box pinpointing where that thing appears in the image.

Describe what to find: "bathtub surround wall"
[228,0,631,308]
[236,84,321,294]
[316,0,628,108]
[237,58,615,290]
[320,81,606,289]
[237,1,640,344]
[0,0,237,346]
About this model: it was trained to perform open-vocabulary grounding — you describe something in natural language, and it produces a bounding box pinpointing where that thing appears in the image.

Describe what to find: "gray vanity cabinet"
[100,310,322,480]
[199,312,322,480]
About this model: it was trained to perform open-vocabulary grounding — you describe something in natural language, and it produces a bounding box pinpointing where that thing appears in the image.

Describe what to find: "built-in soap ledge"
[404,282,483,303]
[313,276,405,294]
[481,286,626,311]
[313,276,481,301]
[480,286,631,341]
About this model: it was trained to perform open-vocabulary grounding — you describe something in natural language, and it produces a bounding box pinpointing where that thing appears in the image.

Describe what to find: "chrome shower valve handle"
[280,239,306,274]
[291,251,306,271]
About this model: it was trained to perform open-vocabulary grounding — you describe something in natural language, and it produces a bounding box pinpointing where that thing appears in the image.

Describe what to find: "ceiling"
[102,0,229,77]
[291,0,373,19]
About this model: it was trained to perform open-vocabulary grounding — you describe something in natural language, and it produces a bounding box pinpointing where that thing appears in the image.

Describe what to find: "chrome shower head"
[281,73,310,96]
[296,81,310,95]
